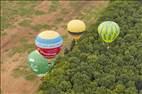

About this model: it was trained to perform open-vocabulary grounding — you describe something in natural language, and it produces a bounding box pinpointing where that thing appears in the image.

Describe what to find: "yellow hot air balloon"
[67,20,86,41]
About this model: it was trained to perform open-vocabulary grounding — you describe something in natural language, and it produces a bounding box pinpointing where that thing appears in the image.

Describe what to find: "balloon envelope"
[35,30,63,59]
[98,21,120,43]
[67,20,86,40]
[28,50,49,77]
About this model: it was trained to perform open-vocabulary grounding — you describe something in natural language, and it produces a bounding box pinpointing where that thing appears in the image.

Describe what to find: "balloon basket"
[107,46,110,49]
[106,43,110,49]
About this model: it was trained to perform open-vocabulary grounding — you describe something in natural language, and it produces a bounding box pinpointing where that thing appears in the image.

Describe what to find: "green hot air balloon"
[98,21,120,43]
[28,50,54,77]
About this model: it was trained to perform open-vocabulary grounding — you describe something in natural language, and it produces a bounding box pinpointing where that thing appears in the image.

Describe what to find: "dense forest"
[38,1,142,94]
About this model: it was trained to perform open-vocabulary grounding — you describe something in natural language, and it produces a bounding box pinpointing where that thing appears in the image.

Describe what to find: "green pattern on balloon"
[28,50,50,77]
[30,63,38,72]
[98,21,120,43]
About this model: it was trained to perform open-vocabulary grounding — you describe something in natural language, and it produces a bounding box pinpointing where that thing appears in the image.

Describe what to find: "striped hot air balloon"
[35,30,63,59]
[28,50,50,77]
[67,20,86,40]
[98,21,120,43]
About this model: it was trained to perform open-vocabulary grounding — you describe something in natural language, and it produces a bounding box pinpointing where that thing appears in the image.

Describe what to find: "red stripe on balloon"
[36,46,62,59]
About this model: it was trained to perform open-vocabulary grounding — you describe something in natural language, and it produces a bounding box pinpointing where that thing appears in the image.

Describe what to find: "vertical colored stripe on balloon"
[114,24,119,40]
[111,23,115,40]
[108,24,113,42]
[104,24,108,42]
[101,24,106,42]
[107,23,111,41]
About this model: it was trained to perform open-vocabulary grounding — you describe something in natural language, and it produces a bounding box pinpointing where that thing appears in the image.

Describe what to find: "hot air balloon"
[67,20,86,41]
[28,50,53,77]
[98,21,120,43]
[35,30,63,60]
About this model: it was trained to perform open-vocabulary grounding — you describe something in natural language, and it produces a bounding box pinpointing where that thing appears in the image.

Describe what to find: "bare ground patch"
[1,53,41,94]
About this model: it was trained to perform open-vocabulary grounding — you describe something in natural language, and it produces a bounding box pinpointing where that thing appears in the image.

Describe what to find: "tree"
[39,1,142,94]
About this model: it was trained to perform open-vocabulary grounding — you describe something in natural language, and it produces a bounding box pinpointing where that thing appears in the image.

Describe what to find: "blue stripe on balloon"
[35,36,63,45]
[35,40,63,48]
